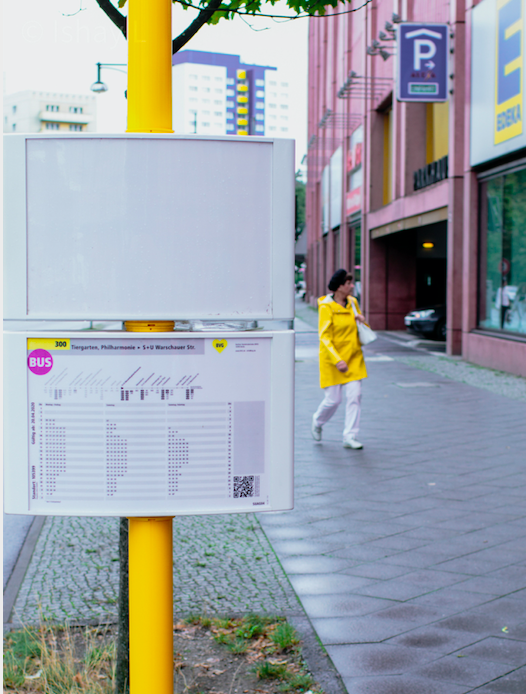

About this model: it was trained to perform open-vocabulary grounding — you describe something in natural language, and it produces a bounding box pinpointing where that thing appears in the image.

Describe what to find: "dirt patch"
[3,616,323,693]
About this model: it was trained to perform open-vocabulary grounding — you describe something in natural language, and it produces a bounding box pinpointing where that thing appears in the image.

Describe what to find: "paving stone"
[298,593,394,618]
[451,637,526,667]
[339,674,472,693]
[473,666,526,693]
[414,655,517,688]
[327,642,439,676]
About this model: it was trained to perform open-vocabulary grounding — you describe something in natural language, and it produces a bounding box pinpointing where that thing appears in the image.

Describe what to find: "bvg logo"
[495,0,524,144]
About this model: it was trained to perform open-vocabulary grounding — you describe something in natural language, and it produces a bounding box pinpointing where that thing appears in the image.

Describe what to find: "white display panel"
[4,331,294,516]
[3,134,295,321]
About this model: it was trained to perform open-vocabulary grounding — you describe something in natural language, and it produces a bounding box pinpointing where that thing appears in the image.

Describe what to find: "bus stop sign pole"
[126,0,174,688]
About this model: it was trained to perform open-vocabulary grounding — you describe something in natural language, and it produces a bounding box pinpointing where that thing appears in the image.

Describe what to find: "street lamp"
[90,62,127,94]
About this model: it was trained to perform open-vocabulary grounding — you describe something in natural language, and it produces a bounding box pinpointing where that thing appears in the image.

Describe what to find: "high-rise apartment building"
[172,50,290,137]
[3,91,96,133]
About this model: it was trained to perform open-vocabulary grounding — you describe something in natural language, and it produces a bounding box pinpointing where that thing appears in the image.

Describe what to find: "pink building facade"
[306,0,526,377]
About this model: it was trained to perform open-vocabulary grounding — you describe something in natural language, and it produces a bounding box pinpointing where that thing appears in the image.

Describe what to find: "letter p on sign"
[414,39,437,69]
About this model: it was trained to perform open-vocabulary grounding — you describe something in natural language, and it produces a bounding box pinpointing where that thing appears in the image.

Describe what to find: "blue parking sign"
[397,23,449,102]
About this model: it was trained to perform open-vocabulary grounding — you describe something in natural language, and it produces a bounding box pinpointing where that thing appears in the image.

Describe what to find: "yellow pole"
[127,0,173,133]
[126,323,175,694]
[128,517,174,692]
[126,0,174,685]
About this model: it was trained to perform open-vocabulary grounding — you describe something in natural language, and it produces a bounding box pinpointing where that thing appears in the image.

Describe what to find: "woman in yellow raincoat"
[311,269,368,449]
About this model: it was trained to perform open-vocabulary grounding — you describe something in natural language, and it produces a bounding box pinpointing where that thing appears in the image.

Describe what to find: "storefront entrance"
[369,221,447,330]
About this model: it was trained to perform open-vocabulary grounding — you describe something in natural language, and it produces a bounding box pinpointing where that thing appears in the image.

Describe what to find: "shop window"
[479,170,526,335]
[426,102,449,164]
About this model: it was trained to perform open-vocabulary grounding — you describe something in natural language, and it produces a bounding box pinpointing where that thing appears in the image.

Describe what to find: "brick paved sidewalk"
[257,332,526,693]
[10,514,299,627]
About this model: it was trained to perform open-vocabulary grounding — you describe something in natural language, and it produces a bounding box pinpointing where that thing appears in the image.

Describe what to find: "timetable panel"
[27,337,270,514]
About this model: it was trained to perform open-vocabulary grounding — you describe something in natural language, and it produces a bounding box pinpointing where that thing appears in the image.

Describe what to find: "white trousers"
[313,380,362,440]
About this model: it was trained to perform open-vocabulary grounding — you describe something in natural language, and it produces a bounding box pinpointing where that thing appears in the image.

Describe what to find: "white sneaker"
[343,437,363,449]
[311,416,322,441]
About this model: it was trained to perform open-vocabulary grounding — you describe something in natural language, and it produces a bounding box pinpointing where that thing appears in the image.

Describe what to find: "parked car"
[404,305,446,341]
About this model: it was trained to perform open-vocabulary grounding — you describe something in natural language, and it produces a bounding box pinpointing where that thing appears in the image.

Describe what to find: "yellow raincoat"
[318,294,368,389]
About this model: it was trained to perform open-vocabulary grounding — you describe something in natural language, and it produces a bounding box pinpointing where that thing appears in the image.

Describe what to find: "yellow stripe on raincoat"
[318,294,368,389]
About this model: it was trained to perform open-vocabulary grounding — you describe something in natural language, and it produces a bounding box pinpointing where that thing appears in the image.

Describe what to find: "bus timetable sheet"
[27,337,271,515]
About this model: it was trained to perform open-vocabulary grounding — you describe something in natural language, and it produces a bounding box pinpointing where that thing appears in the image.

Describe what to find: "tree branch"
[95,0,127,38]
[172,0,224,54]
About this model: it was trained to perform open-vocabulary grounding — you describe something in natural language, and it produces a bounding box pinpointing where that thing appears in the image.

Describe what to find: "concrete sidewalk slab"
[258,352,526,693]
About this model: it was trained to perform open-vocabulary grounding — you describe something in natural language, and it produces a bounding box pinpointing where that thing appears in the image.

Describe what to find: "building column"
[447,0,466,355]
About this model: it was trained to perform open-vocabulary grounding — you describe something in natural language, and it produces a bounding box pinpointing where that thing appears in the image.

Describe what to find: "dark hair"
[328,269,353,292]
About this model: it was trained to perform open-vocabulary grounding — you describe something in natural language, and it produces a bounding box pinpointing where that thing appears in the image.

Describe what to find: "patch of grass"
[3,623,115,693]
[5,628,41,660]
[3,650,27,689]
[270,622,300,651]
[279,671,316,692]
[227,638,249,654]
[253,660,289,680]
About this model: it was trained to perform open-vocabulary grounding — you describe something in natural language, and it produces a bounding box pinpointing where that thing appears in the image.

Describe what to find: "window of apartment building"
[69,106,83,114]
[46,105,59,112]
[280,104,288,110]
[255,114,264,121]
[269,81,277,86]
[12,105,17,114]
[214,111,222,117]
[189,74,198,80]
[69,124,83,131]
[45,122,59,130]
[226,78,234,85]
[281,82,288,87]
[215,76,222,82]
[215,88,223,93]
[256,90,264,98]
[255,102,264,110]
[189,86,198,92]
[256,79,265,86]
[426,102,448,164]
[12,123,16,131]
[478,167,526,336]
[202,87,211,93]
[202,75,211,81]
[226,100,234,108]
[256,125,264,132]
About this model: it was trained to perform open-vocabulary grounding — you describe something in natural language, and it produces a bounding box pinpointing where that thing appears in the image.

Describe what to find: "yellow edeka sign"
[495,0,524,144]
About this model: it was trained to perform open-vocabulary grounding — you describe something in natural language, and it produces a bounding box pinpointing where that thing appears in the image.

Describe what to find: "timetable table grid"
[26,337,271,513]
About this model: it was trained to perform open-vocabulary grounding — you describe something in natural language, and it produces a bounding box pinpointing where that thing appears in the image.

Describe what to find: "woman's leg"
[342,380,362,440]
[313,385,343,428]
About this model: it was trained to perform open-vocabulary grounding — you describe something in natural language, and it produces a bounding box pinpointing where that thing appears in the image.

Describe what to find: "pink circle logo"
[28,349,53,375]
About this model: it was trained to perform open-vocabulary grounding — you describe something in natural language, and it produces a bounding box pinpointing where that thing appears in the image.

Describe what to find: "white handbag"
[351,302,377,345]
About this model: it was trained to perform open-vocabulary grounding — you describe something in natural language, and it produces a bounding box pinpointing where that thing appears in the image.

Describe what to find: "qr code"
[234,475,255,498]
